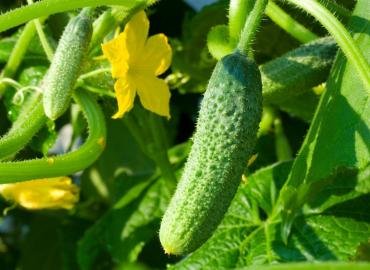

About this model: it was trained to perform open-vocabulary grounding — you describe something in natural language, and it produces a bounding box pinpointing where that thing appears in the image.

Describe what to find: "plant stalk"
[237,0,268,54]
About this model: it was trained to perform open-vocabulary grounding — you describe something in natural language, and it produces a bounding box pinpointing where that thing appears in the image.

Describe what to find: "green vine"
[318,0,352,19]
[0,90,106,183]
[0,0,149,33]
[27,0,54,61]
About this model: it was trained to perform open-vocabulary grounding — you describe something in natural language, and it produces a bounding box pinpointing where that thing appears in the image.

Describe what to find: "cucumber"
[160,51,262,255]
[261,37,337,103]
[43,8,93,120]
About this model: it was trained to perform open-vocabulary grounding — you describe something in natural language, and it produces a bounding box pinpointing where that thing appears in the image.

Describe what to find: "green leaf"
[290,213,370,261]
[77,177,171,270]
[276,0,370,235]
[246,161,293,216]
[171,163,370,269]
[239,262,370,270]
[304,167,370,213]
[80,119,155,202]
[78,140,188,270]
[272,90,320,123]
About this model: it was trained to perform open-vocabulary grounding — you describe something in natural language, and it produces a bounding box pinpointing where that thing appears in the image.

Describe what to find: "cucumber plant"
[0,0,368,269]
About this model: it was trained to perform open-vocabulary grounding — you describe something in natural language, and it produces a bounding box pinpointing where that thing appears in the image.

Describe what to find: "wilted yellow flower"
[0,177,79,210]
[102,10,172,119]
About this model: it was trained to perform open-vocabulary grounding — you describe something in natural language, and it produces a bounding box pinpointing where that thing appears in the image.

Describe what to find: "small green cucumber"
[43,8,93,120]
[261,37,337,103]
[160,51,262,255]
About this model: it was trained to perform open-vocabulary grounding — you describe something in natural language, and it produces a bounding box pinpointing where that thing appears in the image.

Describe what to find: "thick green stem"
[0,0,149,33]
[266,1,318,43]
[286,0,370,92]
[237,0,268,54]
[147,113,177,191]
[228,0,254,43]
[0,21,37,96]
[317,0,352,19]
[0,90,106,183]
[90,10,117,50]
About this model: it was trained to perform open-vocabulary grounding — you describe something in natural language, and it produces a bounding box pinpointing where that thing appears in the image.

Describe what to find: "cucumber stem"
[317,0,352,19]
[237,0,268,54]
[147,113,177,191]
[228,0,254,44]
[80,84,116,98]
[90,4,149,54]
[27,0,54,62]
[0,21,37,96]
[286,0,370,92]
[266,1,318,43]
[77,68,111,82]
[33,18,55,61]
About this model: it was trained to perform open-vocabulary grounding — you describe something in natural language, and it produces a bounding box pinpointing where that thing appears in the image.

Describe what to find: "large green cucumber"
[160,51,262,255]
[43,8,93,120]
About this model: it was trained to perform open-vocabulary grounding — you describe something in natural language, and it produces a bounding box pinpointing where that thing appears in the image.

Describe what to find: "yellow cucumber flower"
[0,177,79,210]
[102,11,172,119]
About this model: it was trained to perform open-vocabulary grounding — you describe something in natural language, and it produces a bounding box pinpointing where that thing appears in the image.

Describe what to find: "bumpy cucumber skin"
[43,13,92,120]
[261,37,337,103]
[160,52,262,255]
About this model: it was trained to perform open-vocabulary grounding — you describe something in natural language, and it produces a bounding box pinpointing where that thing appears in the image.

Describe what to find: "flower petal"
[124,10,149,62]
[137,33,172,75]
[134,73,171,118]
[112,75,136,119]
[101,32,129,78]
[0,177,79,210]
